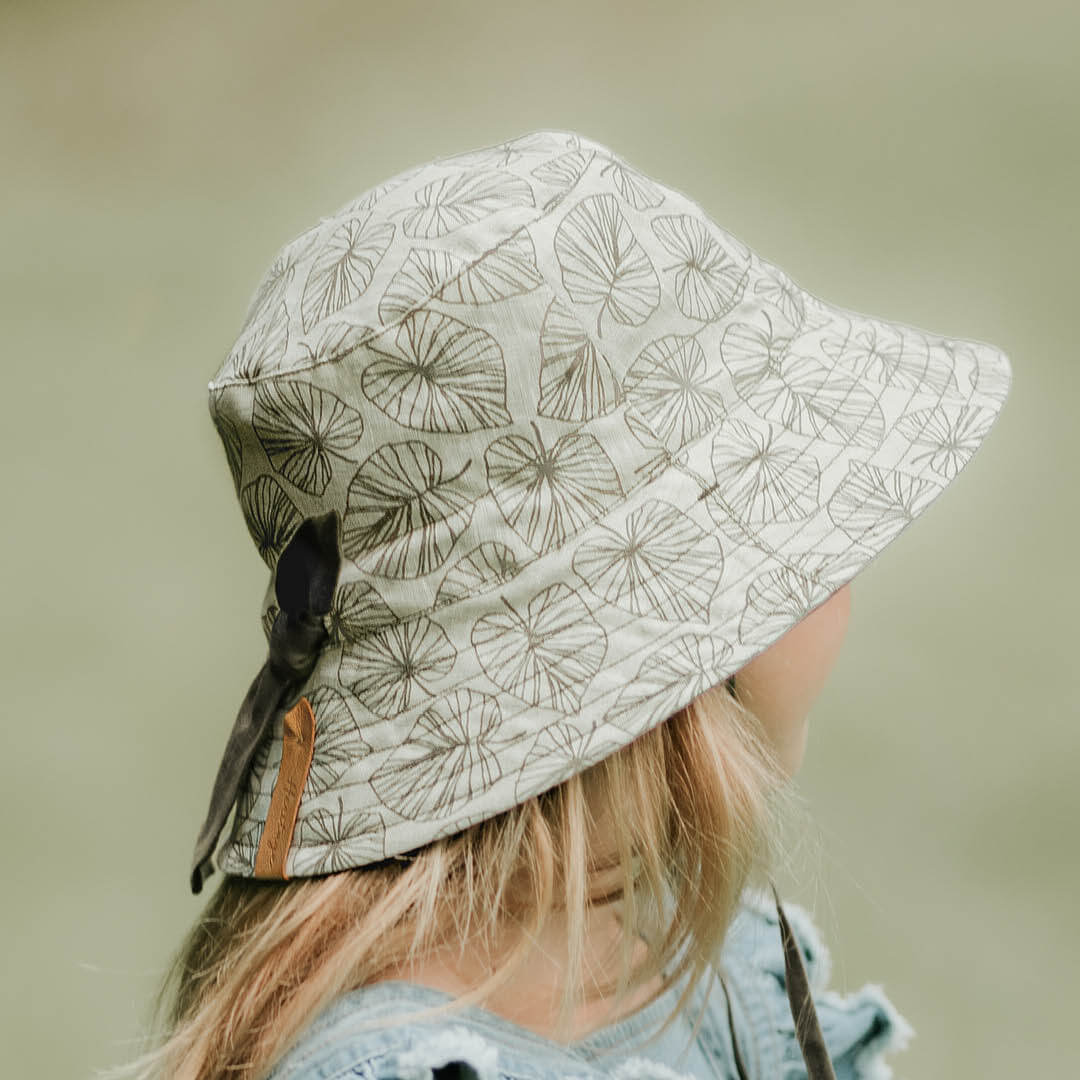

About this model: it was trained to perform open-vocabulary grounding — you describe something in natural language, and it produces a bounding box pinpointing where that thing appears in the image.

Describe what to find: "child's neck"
[377,903,663,1044]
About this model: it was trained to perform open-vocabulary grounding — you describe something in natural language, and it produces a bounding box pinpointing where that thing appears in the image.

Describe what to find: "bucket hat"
[190,128,1011,895]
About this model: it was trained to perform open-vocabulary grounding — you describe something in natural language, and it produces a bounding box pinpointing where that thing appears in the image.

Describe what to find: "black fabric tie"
[189,511,341,894]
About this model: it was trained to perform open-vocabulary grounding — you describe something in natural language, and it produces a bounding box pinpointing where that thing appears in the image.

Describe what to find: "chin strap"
[722,885,837,1080]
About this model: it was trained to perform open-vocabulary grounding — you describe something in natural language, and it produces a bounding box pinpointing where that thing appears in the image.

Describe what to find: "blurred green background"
[2,1,1076,1077]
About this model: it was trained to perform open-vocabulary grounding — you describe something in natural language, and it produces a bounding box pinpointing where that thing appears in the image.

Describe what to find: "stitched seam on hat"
[210,144,602,392]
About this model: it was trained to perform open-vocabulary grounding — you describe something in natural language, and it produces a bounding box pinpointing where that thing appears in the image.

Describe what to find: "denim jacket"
[268,889,913,1080]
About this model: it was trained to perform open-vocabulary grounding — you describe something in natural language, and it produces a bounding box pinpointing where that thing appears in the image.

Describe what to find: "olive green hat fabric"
[203,128,1011,878]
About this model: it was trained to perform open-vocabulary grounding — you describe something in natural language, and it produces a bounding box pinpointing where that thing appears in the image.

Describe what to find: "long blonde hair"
[121,680,797,1080]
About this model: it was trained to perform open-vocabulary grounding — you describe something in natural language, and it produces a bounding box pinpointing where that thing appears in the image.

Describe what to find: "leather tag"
[254,696,316,880]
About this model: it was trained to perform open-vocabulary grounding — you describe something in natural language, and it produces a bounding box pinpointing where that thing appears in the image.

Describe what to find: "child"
[136,130,1011,1079]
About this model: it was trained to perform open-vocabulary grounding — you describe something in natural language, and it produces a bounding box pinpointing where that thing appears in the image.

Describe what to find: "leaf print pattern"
[362,309,511,432]
[895,403,997,479]
[378,248,459,324]
[225,299,289,382]
[607,634,732,727]
[339,615,456,717]
[238,224,320,336]
[531,149,595,191]
[537,295,623,421]
[342,441,474,578]
[485,422,624,555]
[303,685,370,797]
[252,380,365,496]
[472,583,606,711]
[720,317,885,449]
[300,214,395,332]
[651,214,750,321]
[294,796,382,873]
[707,420,821,525]
[623,334,728,449]
[437,231,545,305]
[820,319,957,396]
[752,268,806,330]
[434,542,522,609]
[600,158,666,210]
[378,235,545,324]
[240,475,302,568]
[738,564,833,644]
[572,499,723,620]
[369,690,504,819]
[513,721,604,802]
[326,579,397,645]
[554,194,660,337]
[827,462,942,547]
[297,317,375,368]
[398,170,535,239]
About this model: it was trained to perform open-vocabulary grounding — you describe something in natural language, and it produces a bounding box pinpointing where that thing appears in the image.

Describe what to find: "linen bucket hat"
[190,127,1011,894]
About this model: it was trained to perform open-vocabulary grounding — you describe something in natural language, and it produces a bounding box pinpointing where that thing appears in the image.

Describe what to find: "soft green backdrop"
[2,2,1076,1077]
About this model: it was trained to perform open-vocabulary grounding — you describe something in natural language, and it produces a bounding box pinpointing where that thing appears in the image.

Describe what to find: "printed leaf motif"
[651,214,749,321]
[600,159,666,210]
[339,615,456,717]
[895,403,997,479]
[513,721,604,802]
[378,248,459,325]
[303,686,370,797]
[240,475,302,568]
[819,319,957,396]
[326,579,397,645]
[226,299,289,382]
[752,269,806,329]
[298,318,375,367]
[537,295,622,421]
[738,565,831,644]
[362,309,511,432]
[437,231,546,304]
[300,214,395,332]
[623,408,682,485]
[532,149,595,192]
[342,441,475,578]
[337,174,412,218]
[827,462,942,547]
[252,380,365,495]
[294,796,382,873]
[554,194,660,337]
[434,542,522,609]
[224,814,263,875]
[572,499,723,620]
[484,422,623,555]
[369,690,504,819]
[607,634,731,727]
[721,318,885,449]
[707,420,820,524]
[472,583,606,711]
[399,170,535,239]
[623,334,727,449]
[239,224,320,336]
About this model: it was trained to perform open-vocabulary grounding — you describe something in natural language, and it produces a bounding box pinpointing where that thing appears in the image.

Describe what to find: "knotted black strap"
[189,511,341,894]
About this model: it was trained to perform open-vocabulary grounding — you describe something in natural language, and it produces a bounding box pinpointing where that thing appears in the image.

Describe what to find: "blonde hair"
[119,680,797,1080]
